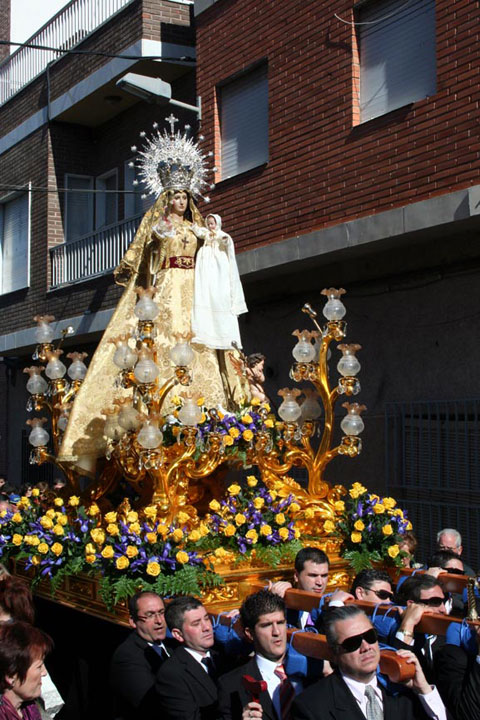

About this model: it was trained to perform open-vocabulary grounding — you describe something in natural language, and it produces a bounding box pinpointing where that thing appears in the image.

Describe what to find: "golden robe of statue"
[58,190,247,475]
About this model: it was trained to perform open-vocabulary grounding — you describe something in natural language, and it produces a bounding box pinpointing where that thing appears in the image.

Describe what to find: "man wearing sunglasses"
[291,606,447,720]
[393,575,449,684]
[351,569,395,604]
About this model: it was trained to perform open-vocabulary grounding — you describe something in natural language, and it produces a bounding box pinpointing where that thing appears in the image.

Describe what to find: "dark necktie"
[152,643,169,660]
[201,656,217,680]
[274,664,295,720]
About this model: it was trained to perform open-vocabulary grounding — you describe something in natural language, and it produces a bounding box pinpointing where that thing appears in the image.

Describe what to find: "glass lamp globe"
[337,344,361,377]
[118,406,141,432]
[134,352,159,384]
[137,420,163,449]
[170,341,194,367]
[178,397,203,426]
[26,372,48,395]
[292,335,316,363]
[113,342,138,370]
[67,358,88,381]
[321,288,347,321]
[134,294,159,321]
[103,414,124,441]
[27,420,50,447]
[34,320,54,344]
[340,403,366,436]
[300,393,322,421]
[278,389,302,422]
[45,357,66,380]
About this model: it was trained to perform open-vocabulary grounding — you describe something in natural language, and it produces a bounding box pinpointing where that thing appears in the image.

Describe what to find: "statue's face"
[207,215,217,231]
[170,191,188,215]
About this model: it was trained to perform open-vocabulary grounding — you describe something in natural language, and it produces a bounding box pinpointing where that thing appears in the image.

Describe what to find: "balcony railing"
[0,0,136,105]
[50,214,143,288]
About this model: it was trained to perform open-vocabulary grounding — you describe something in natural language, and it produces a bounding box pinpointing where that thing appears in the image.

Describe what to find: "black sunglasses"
[371,589,394,601]
[338,628,378,653]
[443,567,465,576]
[420,593,450,608]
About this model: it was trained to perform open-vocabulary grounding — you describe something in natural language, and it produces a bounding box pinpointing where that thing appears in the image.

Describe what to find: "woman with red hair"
[0,621,53,719]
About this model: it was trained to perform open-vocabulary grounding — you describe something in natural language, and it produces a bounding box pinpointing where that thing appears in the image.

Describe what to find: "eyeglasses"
[438,545,459,552]
[136,611,165,621]
[443,567,465,575]
[370,589,394,601]
[419,594,449,608]
[338,628,378,653]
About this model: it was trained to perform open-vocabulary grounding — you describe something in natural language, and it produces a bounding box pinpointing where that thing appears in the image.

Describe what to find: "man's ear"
[355,587,365,600]
[243,626,254,644]
[5,674,15,690]
[171,627,185,644]
[129,617,137,630]
[293,571,299,587]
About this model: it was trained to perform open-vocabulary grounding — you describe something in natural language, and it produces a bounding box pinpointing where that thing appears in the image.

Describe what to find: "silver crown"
[133,114,213,201]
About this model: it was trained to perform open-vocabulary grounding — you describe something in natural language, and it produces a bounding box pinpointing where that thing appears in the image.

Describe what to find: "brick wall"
[196,0,480,251]
[0,0,9,62]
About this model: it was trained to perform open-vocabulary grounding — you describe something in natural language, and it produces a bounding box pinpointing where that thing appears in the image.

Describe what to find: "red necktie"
[274,664,295,720]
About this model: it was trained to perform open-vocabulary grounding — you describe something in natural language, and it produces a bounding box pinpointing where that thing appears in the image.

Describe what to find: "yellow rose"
[388,544,400,559]
[253,498,264,510]
[157,524,169,537]
[269,491,277,501]
[229,427,240,438]
[260,524,272,536]
[279,527,290,540]
[264,419,274,428]
[146,561,161,577]
[53,524,64,536]
[101,546,114,559]
[189,529,201,542]
[143,506,157,520]
[289,502,301,513]
[349,489,360,499]
[87,503,100,516]
[85,543,97,555]
[105,523,118,537]
[294,528,301,539]
[227,484,241,496]
[0,511,6,518]
[26,535,39,546]
[199,522,209,537]
[46,509,56,519]
[54,498,64,507]
[176,551,189,564]
[262,403,271,412]
[406,521,413,530]
[275,513,286,525]
[31,488,40,497]
[209,500,221,512]
[17,497,30,510]
[235,513,246,526]
[245,529,258,544]
[177,511,190,525]
[373,504,385,515]
[31,555,40,565]
[334,501,345,512]
[12,534,23,546]
[354,520,365,531]
[129,522,141,534]
[68,495,80,506]
[116,556,130,570]
[172,528,184,542]
[351,531,362,543]
[40,516,53,530]
[51,543,63,556]
[56,514,68,526]
[242,429,253,442]
[104,511,117,523]
[382,524,393,536]
[126,511,138,523]
[383,497,396,509]
[146,532,157,544]
[247,476,258,487]
[323,520,335,533]
[370,494,379,501]
[223,435,234,446]
[91,528,106,545]
[85,554,96,565]
[224,524,236,537]
[241,414,253,424]
[11,513,22,524]
[393,508,404,517]
[126,545,139,558]
[215,547,228,558]
[251,397,261,406]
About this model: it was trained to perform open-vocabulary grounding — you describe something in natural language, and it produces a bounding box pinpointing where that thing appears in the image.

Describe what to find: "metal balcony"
[49,214,143,288]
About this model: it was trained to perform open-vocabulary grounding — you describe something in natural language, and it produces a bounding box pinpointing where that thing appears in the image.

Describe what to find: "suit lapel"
[178,647,218,701]
[251,658,278,720]
[331,673,369,720]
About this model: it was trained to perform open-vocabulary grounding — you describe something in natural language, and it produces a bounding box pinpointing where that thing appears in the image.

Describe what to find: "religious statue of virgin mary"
[58,118,248,476]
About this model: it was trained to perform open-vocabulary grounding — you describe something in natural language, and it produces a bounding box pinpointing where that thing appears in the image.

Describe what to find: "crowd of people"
[0,528,477,720]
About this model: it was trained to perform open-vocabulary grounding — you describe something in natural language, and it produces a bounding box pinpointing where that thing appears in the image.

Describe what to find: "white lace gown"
[192,224,247,350]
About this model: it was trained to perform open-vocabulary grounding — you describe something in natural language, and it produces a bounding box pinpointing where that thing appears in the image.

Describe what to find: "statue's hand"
[152,218,175,239]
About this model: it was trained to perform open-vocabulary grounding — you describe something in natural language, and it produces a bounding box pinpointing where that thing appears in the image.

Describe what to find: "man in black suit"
[291,605,447,720]
[109,590,174,719]
[434,636,480,720]
[218,589,313,720]
[155,596,220,720]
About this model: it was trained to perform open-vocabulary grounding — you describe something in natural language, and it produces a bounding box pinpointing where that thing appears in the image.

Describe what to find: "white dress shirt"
[256,654,302,718]
[184,647,212,671]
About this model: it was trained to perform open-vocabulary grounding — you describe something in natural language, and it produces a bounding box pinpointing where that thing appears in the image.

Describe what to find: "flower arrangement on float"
[0,476,303,608]
[335,482,411,573]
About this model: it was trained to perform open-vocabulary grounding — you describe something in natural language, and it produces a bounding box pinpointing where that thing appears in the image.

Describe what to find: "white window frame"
[95,168,118,229]
[357,0,436,123]
[124,160,151,219]
[64,173,94,242]
[0,184,31,295]
[219,62,269,180]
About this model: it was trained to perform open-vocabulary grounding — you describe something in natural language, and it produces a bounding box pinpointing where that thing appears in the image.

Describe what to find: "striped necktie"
[274,664,295,720]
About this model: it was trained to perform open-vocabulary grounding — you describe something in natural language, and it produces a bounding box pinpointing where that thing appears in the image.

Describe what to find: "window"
[124,161,151,219]
[219,64,268,180]
[357,0,436,122]
[65,174,94,242]
[0,190,30,294]
[96,170,118,229]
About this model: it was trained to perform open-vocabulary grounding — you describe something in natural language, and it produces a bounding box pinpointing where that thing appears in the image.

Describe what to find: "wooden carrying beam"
[385,567,470,594]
